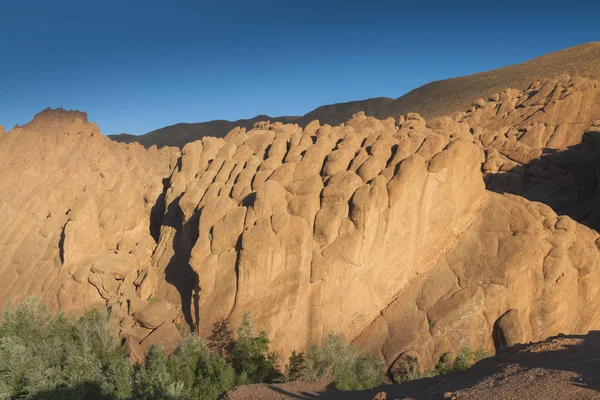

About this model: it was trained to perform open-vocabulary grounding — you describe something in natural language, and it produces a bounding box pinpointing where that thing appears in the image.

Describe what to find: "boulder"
[140,322,181,354]
[133,300,178,329]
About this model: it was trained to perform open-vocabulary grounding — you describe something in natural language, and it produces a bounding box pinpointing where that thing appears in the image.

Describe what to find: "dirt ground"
[224,331,600,400]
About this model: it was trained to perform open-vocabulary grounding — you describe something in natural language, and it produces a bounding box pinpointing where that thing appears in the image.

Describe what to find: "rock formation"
[0,109,181,354]
[2,75,600,374]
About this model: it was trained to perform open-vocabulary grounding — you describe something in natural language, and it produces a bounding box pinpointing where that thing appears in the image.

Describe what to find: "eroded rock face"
[354,192,600,371]
[458,76,600,229]
[155,112,485,359]
[2,77,600,370]
[0,109,179,352]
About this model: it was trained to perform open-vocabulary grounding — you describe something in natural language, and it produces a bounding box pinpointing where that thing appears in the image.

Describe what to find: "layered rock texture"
[3,75,600,374]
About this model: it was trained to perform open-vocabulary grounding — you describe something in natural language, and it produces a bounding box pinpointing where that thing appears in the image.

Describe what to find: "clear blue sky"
[1,0,598,135]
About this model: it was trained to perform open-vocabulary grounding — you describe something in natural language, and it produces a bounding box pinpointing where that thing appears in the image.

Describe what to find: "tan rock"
[3,78,600,371]
[133,300,178,329]
[137,267,158,301]
[140,322,181,354]
[124,337,146,365]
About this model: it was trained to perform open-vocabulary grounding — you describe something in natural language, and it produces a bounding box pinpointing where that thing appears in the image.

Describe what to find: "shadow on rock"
[486,130,600,232]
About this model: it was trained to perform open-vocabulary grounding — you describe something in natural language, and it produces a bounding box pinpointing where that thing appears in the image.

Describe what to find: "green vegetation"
[230,313,281,384]
[392,346,490,383]
[284,350,305,382]
[0,297,132,400]
[134,338,236,400]
[0,298,388,399]
[283,333,386,390]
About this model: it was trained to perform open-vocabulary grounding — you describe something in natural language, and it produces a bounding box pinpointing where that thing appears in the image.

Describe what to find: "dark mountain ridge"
[109,42,600,149]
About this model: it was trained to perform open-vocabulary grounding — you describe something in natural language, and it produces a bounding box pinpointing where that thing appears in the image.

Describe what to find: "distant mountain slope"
[375,41,600,120]
[108,115,297,149]
[108,98,393,148]
[291,97,395,128]
[109,42,600,148]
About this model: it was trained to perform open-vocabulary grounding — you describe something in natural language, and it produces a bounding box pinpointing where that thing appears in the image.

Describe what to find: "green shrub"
[0,299,399,398]
[230,313,281,384]
[285,350,306,382]
[133,337,237,400]
[390,355,436,383]
[0,300,276,400]
[133,344,175,399]
[0,380,10,400]
[440,346,487,373]
[168,335,236,400]
[290,333,385,390]
[0,297,132,400]
[343,354,386,391]
[393,346,491,383]
[434,352,453,375]
[452,347,474,371]
[207,318,234,360]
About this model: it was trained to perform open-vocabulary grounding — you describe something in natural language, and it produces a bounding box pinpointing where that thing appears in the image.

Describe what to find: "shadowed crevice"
[160,195,199,331]
[149,177,170,244]
[486,130,600,232]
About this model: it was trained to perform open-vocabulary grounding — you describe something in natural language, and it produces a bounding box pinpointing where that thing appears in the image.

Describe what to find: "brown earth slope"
[108,42,600,148]
[375,42,600,121]
[2,73,600,372]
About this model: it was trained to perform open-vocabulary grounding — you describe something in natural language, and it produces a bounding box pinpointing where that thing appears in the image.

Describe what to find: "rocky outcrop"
[2,76,600,370]
[354,192,600,371]
[460,75,600,229]
[153,112,485,360]
[0,109,180,352]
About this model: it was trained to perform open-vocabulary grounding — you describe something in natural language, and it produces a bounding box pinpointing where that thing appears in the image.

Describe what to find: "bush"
[288,333,385,390]
[443,346,488,373]
[434,352,453,375]
[452,347,473,371]
[207,318,234,360]
[135,313,278,399]
[169,335,236,399]
[133,336,238,400]
[230,313,281,384]
[0,297,132,400]
[394,346,489,383]
[0,299,394,398]
[0,301,278,399]
[133,344,174,399]
[390,355,436,383]
[285,350,305,382]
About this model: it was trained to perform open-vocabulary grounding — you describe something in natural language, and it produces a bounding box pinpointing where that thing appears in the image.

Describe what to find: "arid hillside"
[108,98,393,148]
[2,72,600,375]
[374,42,600,121]
[108,42,600,148]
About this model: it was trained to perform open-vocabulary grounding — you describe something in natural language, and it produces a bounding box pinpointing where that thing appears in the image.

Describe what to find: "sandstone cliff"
[2,76,600,373]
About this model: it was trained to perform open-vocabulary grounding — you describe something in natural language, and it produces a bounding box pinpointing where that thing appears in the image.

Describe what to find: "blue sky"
[1,0,598,135]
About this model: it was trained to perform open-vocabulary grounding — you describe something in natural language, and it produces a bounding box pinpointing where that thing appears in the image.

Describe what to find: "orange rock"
[2,73,600,370]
